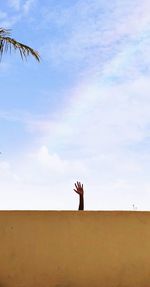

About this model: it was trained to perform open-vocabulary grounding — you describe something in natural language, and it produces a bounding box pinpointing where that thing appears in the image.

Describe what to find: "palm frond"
[0,28,40,62]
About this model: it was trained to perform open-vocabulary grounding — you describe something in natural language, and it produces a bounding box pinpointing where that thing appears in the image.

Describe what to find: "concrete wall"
[0,211,150,287]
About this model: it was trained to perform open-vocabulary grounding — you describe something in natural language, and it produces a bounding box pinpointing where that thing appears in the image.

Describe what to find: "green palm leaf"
[0,28,40,62]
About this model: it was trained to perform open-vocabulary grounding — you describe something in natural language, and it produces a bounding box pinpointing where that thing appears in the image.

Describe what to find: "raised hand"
[74,181,84,196]
[74,181,84,210]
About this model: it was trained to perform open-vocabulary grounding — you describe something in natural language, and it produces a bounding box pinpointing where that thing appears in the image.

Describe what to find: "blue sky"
[0,0,150,210]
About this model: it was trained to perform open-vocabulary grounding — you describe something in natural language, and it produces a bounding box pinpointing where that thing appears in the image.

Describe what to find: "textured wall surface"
[0,211,150,287]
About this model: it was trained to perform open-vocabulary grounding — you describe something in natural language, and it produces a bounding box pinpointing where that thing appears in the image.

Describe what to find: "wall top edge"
[0,210,149,214]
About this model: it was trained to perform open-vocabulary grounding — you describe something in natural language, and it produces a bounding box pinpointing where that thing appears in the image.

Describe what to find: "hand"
[74,181,84,196]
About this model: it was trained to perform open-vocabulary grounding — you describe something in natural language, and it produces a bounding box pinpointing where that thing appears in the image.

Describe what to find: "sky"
[0,0,150,210]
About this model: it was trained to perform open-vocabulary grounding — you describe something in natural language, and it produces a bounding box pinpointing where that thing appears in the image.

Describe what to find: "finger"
[74,189,79,194]
[75,183,77,189]
[77,181,81,187]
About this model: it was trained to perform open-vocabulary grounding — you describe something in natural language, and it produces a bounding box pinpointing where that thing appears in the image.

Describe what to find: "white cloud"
[0,158,19,184]
[8,0,21,11]
[8,0,35,14]
[0,72,149,210]
[0,9,21,27]
[0,144,88,209]
[31,75,150,150]
[0,0,36,28]
[41,0,150,70]
[32,145,68,173]
[23,0,36,14]
[40,76,150,207]
[26,145,87,181]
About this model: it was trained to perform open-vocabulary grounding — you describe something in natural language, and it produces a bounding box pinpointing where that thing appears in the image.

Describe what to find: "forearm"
[78,194,84,210]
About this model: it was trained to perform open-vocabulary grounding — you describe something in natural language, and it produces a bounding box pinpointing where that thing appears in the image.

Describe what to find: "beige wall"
[0,211,150,287]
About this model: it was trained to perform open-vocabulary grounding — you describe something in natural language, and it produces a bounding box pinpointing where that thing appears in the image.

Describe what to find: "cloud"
[32,75,150,209]
[41,0,150,76]
[23,0,36,14]
[0,72,149,210]
[0,0,36,28]
[27,74,150,149]
[26,145,87,181]
[7,0,36,14]
[32,145,69,173]
[0,144,88,209]
[0,139,149,210]
[0,8,20,27]
[8,0,21,11]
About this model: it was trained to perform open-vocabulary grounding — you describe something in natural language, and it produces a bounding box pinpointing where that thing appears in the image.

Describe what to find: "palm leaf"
[0,28,40,62]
